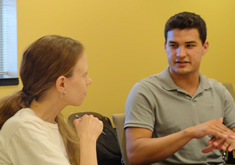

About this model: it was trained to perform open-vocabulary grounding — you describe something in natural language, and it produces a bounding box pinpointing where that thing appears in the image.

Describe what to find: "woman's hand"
[73,114,103,142]
[73,115,103,165]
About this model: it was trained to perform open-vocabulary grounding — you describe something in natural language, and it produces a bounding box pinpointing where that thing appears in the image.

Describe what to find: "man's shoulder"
[137,71,166,85]
[131,73,164,93]
[202,75,223,87]
[200,75,227,93]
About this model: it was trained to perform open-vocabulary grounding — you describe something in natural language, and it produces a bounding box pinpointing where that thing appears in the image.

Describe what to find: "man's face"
[164,28,208,76]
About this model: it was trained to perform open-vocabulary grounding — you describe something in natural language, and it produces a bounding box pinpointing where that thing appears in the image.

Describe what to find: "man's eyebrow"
[168,41,197,44]
[185,41,197,44]
[168,41,177,44]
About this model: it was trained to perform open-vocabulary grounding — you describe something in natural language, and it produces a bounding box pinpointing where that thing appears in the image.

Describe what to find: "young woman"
[0,35,103,165]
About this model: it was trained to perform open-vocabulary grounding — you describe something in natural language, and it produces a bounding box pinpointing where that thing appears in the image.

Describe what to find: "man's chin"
[175,68,191,75]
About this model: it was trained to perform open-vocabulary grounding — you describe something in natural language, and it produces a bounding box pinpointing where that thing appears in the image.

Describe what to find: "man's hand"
[202,122,235,153]
[188,118,235,140]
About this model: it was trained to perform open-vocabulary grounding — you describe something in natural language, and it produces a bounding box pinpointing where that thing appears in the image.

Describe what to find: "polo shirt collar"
[160,67,211,93]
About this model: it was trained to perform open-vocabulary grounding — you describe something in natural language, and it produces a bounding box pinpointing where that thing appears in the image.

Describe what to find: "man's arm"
[125,127,192,164]
[126,119,234,164]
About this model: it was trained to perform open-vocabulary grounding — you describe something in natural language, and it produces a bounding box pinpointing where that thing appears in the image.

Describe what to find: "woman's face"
[64,53,92,106]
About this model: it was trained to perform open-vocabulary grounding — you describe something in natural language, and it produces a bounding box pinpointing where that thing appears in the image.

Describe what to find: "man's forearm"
[127,119,234,164]
[126,129,193,164]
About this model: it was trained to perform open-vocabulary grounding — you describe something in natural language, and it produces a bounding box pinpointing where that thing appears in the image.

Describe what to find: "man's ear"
[164,41,167,51]
[56,76,66,93]
[202,41,209,55]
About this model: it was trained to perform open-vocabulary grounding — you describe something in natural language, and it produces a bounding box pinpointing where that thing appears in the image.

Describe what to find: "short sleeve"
[124,82,156,132]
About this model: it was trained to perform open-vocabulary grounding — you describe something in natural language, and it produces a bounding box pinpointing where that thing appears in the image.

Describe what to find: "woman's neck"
[30,92,66,124]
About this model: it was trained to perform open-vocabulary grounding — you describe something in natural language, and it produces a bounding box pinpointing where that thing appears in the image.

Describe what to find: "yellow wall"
[0,0,235,120]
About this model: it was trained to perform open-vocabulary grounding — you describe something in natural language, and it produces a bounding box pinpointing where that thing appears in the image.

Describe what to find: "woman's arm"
[74,115,103,165]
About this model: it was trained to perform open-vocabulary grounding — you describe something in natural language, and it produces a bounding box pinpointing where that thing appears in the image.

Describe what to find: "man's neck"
[170,71,200,96]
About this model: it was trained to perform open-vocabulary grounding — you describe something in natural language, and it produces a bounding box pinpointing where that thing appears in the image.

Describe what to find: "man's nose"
[176,46,186,58]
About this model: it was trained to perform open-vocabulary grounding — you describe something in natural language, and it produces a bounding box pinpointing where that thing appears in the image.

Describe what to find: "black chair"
[68,111,122,165]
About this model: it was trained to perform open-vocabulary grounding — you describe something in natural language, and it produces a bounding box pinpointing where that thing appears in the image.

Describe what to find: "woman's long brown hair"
[0,35,83,164]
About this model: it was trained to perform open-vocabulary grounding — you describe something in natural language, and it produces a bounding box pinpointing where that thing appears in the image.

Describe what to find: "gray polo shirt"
[125,67,235,165]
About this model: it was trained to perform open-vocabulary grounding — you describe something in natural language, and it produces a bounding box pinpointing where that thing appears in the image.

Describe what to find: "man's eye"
[186,44,195,48]
[169,44,177,48]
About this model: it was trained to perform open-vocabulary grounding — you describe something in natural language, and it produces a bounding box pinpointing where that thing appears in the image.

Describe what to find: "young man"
[124,12,235,165]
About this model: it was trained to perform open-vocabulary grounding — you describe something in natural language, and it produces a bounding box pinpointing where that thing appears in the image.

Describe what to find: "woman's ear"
[56,75,66,93]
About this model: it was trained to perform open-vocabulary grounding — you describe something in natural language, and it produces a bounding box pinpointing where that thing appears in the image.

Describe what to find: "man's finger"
[202,145,215,153]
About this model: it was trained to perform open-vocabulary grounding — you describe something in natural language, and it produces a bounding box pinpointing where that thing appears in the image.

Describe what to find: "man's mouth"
[175,61,190,67]
[175,61,189,64]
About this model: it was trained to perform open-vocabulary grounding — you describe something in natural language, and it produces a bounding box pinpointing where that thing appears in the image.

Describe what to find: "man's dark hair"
[164,12,207,44]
